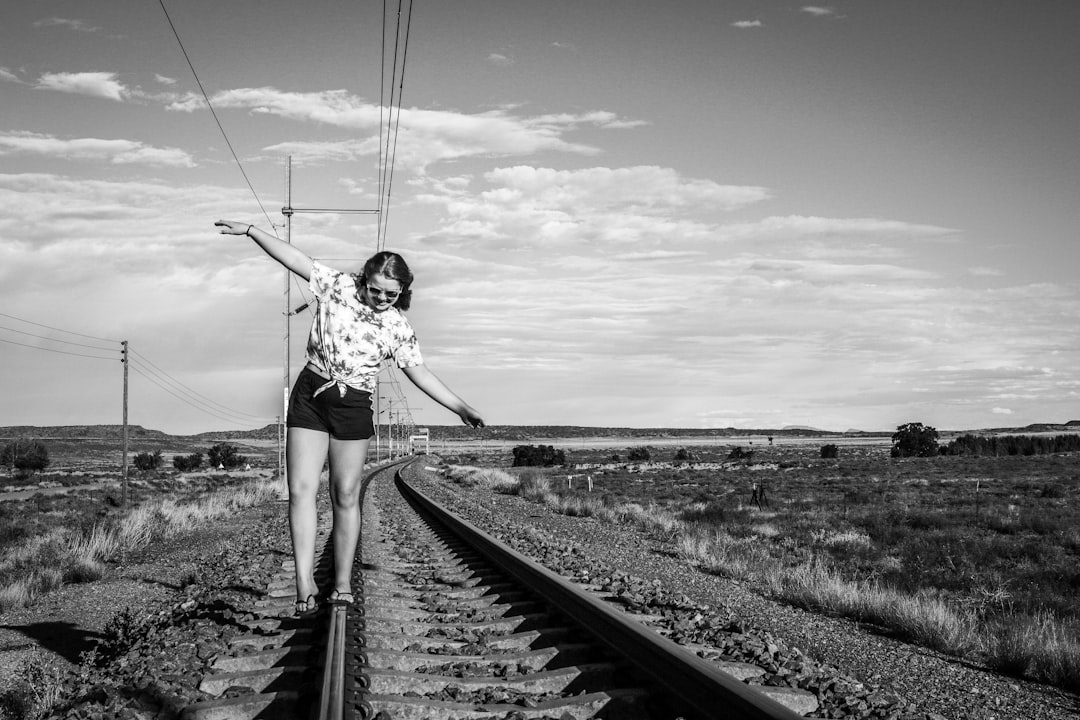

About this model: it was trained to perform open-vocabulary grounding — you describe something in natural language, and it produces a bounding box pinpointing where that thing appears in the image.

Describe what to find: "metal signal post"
[279,155,381,469]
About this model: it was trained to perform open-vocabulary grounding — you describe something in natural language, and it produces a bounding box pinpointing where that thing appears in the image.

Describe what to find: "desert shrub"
[820,444,839,459]
[86,607,166,666]
[673,447,695,465]
[444,465,516,491]
[727,446,754,461]
[511,445,565,467]
[627,446,650,462]
[1039,483,1067,499]
[207,443,245,470]
[132,450,163,472]
[173,453,204,472]
[891,422,939,458]
[0,655,67,720]
[1,440,49,476]
[679,501,726,526]
[946,434,1080,457]
[512,469,552,500]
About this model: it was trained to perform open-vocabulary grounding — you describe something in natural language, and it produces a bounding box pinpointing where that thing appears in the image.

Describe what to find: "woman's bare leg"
[327,436,369,596]
[286,427,329,602]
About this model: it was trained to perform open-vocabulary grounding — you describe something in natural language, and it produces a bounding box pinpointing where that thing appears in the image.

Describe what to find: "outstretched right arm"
[215,220,313,281]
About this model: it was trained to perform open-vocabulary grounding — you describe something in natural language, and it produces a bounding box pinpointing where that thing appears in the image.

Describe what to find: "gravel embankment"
[402,461,1080,720]
[1,461,1075,720]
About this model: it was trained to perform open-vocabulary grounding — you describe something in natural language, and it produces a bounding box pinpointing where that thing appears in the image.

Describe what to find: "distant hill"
[0,423,849,442]
[2,421,1076,444]
[0,424,278,442]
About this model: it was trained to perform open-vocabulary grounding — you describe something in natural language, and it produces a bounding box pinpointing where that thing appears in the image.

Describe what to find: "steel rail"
[316,603,349,720]
[395,465,805,720]
[316,457,410,720]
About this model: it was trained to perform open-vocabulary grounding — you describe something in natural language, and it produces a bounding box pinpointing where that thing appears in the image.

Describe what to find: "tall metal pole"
[282,156,293,482]
[121,340,129,506]
[386,399,394,459]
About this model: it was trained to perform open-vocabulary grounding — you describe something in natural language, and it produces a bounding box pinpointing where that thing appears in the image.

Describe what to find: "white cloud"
[33,17,102,33]
[801,6,837,17]
[0,131,195,167]
[717,215,960,243]
[732,20,763,29]
[259,138,379,165]
[417,165,770,251]
[992,407,1014,415]
[166,86,644,171]
[36,71,127,101]
[155,74,178,85]
[0,67,23,84]
[487,53,514,66]
[613,250,706,262]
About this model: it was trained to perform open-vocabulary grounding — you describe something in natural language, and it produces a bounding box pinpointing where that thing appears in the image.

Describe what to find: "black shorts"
[286,367,375,441]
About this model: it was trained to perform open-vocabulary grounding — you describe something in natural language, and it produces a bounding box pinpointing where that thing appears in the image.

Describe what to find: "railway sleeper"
[354,625,575,653]
[359,642,595,673]
[357,687,653,720]
[360,660,625,695]
[359,598,537,622]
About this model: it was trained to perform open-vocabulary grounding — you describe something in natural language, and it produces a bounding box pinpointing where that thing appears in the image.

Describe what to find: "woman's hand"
[459,406,485,429]
[215,220,251,235]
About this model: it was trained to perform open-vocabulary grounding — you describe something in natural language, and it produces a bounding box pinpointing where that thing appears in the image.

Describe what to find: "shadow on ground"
[0,621,104,663]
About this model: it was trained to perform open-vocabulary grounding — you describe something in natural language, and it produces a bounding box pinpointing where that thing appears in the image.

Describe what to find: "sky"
[2,0,1078,435]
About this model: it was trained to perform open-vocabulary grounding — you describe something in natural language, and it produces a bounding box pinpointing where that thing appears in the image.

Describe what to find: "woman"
[215,220,484,615]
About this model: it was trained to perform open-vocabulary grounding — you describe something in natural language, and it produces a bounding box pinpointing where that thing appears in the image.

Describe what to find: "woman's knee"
[329,482,361,508]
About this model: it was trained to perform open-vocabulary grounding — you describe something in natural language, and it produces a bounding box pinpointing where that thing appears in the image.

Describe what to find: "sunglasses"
[366,285,401,301]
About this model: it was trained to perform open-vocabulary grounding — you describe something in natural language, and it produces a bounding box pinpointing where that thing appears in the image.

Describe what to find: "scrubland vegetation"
[445,440,1080,692]
[0,440,279,614]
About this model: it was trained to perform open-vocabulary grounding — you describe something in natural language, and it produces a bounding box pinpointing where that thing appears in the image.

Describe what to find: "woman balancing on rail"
[215,220,485,616]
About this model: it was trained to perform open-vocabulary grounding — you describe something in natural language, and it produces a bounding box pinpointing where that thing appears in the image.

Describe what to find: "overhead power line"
[0,336,118,361]
[0,323,118,353]
[128,362,271,429]
[158,0,278,231]
[378,0,415,251]
[0,311,119,345]
[128,348,275,425]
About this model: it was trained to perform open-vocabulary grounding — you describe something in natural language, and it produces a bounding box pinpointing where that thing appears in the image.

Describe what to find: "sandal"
[328,589,355,606]
[294,593,320,617]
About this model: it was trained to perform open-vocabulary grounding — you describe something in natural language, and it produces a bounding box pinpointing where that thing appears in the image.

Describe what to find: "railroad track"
[184,458,810,720]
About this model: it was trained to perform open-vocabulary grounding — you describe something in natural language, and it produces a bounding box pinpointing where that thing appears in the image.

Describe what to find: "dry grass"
[475,452,1080,693]
[0,477,281,612]
[0,655,68,720]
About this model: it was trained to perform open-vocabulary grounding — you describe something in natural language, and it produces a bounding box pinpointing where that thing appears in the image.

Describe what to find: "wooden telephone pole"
[121,340,129,506]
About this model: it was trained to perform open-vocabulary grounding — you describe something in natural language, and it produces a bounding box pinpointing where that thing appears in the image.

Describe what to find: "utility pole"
[374,377,381,462]
[282,158,293,484]
[121,340,129,506]
[280,155,380,463]
[386,399,394,459]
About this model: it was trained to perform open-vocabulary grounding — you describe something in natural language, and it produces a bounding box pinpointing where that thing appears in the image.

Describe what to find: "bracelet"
[245,224,253,236]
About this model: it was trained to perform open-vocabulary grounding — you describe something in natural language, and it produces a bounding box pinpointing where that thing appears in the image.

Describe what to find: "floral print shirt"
[304,260,423,397]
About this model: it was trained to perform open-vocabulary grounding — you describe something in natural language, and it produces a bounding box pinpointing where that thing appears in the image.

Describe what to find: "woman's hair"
[359,251,413,310]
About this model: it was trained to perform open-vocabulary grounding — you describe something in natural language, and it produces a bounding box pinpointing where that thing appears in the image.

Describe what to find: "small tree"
[820,444,839,459]
[132,450,163,472]
[207,443,245,470]
[1,440,50,477]
[627,446,651,462]
[511,445,566,467]
[891,422,939,458]
[173,453,204,472]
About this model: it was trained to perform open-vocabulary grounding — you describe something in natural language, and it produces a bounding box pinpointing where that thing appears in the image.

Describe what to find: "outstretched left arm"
[401,365,485,428]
